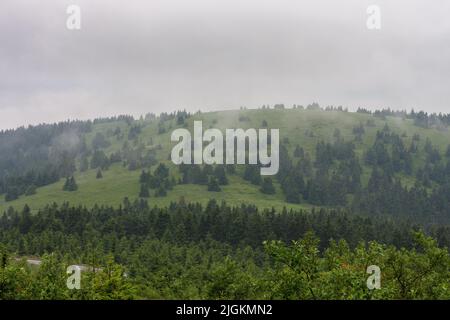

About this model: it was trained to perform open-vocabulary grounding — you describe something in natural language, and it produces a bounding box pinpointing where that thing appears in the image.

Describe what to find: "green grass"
[0,163,310,213]
[2,108,450,214]
[0,164,140,213]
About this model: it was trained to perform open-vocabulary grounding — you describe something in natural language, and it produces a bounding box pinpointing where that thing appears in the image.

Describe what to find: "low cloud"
[1,0,449,129]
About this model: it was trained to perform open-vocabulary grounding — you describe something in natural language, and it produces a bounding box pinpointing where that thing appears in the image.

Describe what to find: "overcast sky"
[1,0,450,129]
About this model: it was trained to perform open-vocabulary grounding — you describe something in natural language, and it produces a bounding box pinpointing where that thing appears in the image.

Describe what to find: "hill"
[3,105,450,301]
[2,106,450,222]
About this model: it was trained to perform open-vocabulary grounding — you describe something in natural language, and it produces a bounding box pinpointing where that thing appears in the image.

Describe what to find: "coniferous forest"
[1,106,450,300]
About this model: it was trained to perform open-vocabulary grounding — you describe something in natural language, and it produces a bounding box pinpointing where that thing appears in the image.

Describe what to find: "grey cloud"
[0,0,449,129]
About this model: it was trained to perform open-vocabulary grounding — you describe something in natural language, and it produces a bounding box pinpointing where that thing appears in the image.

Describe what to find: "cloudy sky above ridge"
[1,0,450,129]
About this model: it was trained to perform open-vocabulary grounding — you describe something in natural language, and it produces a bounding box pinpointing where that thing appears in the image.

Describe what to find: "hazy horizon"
[0,103,444,132]
[1,0,450,130]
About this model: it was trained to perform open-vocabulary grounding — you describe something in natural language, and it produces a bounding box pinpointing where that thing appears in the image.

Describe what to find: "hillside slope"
[1,107,450,215]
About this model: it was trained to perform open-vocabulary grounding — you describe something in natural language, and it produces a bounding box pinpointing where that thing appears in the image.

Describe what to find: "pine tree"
[96,169,103,179]
[63,176,78,191]
[91,150,109,170]
[214,166,228,185]
[294,145,304,158]
[154,163,169,180]
[5,187,19,202]
[208,177,221,192]
[63,177,70,191]
[92,132,111,149]
[260,178,276,194]
[283,176,301,203]
[139,183,149,198]
[69,176,78,191]
[244,166,261,185]
[139,170,149,184]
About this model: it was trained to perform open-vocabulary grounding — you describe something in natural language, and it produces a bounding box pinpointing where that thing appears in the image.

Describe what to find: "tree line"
[1,200,450,299]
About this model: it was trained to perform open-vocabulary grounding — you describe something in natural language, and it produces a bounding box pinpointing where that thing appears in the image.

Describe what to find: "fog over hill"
[1,0,450,129]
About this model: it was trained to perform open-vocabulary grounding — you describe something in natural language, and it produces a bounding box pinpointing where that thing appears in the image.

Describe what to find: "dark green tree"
[139,183,149,198]
[208,177,221,192]
[260,177,276,194]
[96,169,103,179]
[63,176,78,191]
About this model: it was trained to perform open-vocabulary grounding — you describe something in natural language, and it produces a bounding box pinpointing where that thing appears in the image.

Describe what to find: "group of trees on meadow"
[139,164,176,198]
[356,107,450,129]
[178,164,231,192]
[126,117,450,226]
[264,103,450,130]
[0,110,194,202]
[268,123,450,224]
[0,121,92,201]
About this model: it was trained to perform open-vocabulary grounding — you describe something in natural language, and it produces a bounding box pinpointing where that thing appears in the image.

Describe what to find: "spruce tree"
[260,178,276,194]
[207,177,221,192]
[139,183,149,198]
[294,145,304,158]
[63,176,78,191]
[214,166,228,185]
[96,169,103,179]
